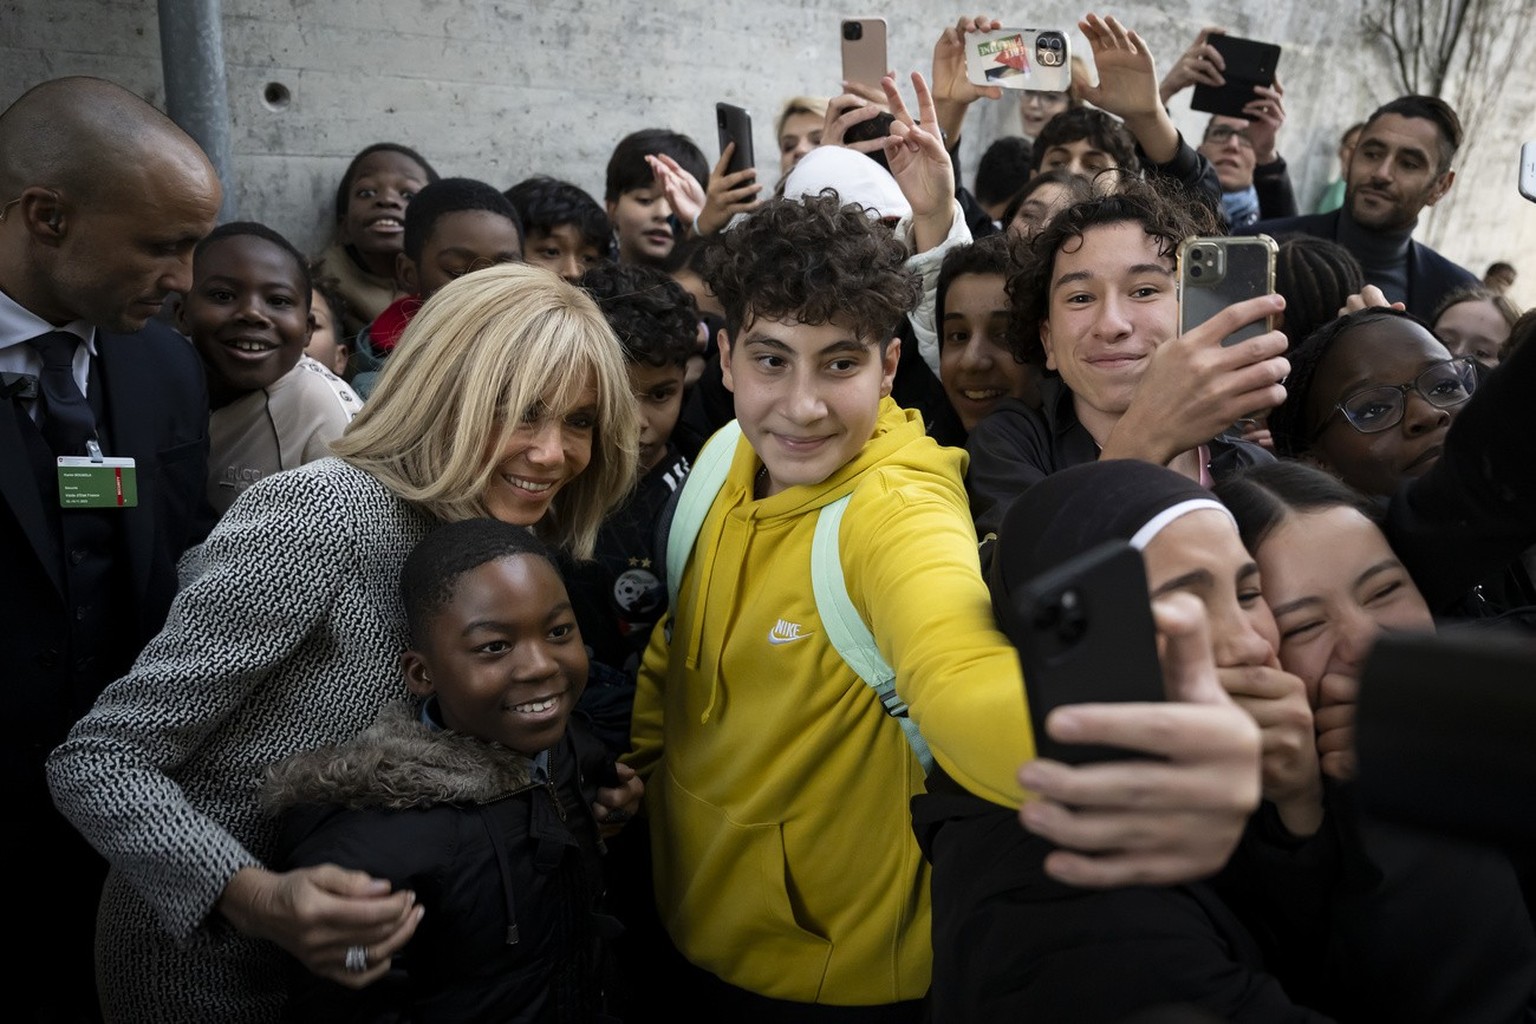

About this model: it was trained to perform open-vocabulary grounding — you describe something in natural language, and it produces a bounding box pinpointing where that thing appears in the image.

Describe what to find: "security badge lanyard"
[57,439,138,508]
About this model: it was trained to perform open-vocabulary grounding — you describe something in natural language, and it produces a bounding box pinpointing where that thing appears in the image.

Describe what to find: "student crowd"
[5,10,1534,1024]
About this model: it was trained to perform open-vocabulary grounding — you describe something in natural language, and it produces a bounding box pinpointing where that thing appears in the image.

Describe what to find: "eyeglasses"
[1313,357,1478,440]
[1203,124,1254,149]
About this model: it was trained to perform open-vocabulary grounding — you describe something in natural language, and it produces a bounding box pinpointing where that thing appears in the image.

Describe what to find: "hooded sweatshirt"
[629,398,1032,1005]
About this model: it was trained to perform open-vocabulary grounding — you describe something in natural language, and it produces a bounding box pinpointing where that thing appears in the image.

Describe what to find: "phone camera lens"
[843,21,863,41]
[1190,265,1203,277]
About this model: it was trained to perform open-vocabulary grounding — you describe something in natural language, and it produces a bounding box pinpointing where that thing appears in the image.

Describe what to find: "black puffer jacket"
[264,702,619,1023]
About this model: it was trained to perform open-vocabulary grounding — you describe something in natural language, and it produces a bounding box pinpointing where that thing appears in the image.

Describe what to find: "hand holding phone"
[1017,591,1264,888]
[1190,34,1281,120]
[715,103,756,177]
[1104,288,1288,466]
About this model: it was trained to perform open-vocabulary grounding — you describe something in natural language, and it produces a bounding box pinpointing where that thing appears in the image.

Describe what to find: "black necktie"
[25,331,97,456]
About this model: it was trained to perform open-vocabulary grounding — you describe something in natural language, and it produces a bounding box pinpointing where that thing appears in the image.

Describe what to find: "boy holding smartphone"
[627,72,1264,1019]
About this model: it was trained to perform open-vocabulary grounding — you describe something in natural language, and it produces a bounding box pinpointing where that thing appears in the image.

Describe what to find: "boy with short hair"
[352,178,524,396]
[263,519,619,1021]
[604,129,708,267]
[505,175,614,282]
[178,222,361,516]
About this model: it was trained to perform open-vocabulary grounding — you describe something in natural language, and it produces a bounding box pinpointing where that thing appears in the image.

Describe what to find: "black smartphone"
[1002,541,1166,764]
[1190,34,1281,120]
[1357,631,1536,846]
[716,102,755,178]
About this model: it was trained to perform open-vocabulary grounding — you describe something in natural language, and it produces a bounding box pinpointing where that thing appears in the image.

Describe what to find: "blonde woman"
[776,94,829,175]
[47,264,640,1024]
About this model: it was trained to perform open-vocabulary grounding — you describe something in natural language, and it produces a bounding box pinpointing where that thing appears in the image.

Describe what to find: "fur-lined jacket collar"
[260,701,544,815]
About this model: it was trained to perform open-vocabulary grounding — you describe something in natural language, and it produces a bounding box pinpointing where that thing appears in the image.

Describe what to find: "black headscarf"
[988,461,1232,639]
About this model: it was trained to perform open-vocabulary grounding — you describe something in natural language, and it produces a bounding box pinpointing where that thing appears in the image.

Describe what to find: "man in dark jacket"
[1248,95,1476,320]
[0,76,219,1021]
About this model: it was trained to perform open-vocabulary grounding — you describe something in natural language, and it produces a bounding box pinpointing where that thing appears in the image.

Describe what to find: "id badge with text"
[57,456,138,508]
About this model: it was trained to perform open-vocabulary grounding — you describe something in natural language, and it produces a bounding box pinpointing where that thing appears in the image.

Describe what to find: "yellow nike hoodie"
[629,398,1033,1005]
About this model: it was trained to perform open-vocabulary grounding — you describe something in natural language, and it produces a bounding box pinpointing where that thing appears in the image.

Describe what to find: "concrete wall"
[4,0,1534,306]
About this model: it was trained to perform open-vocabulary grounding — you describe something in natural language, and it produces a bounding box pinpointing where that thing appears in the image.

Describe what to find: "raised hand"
[1241,79,1286,164]
[645,153,705,232]
[931,14,1004,144]
[1076,13,1179,163]
[881,70,957,252]
[1158,26,1227,106]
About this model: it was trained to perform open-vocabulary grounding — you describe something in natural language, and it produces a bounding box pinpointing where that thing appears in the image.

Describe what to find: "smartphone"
[965,28,1072,91]
[716,103,756,178]
[1178,235,1277,347]
[1520,141,1536,203]
[1190,35,1281,120]
[840,17,888,90]
[1357,631,1536,845]
[996,541,1165,764]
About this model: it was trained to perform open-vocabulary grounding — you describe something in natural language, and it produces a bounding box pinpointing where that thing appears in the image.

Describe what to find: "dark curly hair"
[1004,178,1218,366]
[702,191,920,349]
[195,222,311,307]
[1267,306,1437,457]
[1030,107,1139,176]
[402,178,523,266]
[578,262,698,369]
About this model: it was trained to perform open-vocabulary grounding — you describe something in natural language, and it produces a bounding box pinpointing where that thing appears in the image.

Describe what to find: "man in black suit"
[0,77,220,1022]
[1248,94,1476,321]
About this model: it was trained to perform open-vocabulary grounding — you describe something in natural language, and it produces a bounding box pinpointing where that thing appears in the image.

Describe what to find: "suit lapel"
[97,331,160,599]
[0,399,66,597]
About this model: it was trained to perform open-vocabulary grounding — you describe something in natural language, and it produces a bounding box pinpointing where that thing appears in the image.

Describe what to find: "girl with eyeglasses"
[1270,306,1536,620]
[1269,308,1476,499]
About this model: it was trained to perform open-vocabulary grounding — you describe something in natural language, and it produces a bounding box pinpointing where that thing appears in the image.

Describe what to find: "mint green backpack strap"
[812,494,935,775]
[666,420,742,612]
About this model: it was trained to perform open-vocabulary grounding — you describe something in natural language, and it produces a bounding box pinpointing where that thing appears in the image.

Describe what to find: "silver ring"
[345,945,369,973]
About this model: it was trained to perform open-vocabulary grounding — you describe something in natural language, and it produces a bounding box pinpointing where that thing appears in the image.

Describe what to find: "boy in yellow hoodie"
[628,70,1265,1021]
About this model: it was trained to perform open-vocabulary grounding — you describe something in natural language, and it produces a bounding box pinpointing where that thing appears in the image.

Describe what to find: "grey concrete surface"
[4,1,1533,304]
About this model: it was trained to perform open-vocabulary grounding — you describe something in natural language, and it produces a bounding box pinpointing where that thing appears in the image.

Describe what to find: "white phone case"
[1520,141,1536,203]
[965,28,1072,91]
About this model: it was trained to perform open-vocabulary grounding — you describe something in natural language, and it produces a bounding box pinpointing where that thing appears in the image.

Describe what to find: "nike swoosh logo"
[768,619,813,645]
